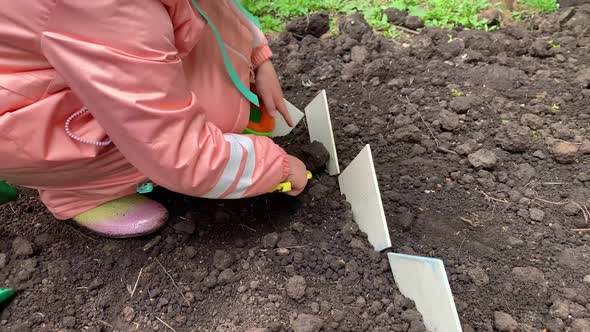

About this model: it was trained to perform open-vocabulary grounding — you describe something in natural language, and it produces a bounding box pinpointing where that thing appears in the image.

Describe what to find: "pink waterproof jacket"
[0,0,289,219]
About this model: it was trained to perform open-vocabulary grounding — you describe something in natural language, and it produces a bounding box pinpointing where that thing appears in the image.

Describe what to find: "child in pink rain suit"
[0,0,309,237]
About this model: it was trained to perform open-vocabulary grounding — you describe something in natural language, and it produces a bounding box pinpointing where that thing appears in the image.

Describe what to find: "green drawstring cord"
[190,0,260,107]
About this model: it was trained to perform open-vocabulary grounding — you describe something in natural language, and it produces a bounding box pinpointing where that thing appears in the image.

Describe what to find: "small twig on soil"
[396,25,420,35]
[542,182,566,185]
[573,228,590,232]
[128,267,144,298]
[572,202,589,225]
[66,224,98,242]
[533,192,568,206]
[500,288,516,317]
[480,191,509,204]
[155,258,190,307]
[156,317,177,332]
[399,97,457,155]
[460,217,481,228]
[98,320,114,328]
[238,224,257,233]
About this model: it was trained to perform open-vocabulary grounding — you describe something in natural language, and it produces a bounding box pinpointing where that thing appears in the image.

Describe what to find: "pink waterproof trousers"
[0,0,289,219]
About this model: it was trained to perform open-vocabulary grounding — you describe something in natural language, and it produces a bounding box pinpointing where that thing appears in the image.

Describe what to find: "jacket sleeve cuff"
[252,45,273,69]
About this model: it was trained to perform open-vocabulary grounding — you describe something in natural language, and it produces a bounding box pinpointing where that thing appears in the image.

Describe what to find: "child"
[0,0,309,238]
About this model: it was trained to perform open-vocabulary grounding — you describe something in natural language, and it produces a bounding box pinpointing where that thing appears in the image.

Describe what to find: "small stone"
[310,302,320,314]
[439,110,460,131]
[356,296,366,307]
[552,142,579,163]
[507,236,525,247]
[468,149,497,169]
[344,124,360,136]
[33,233,53,247]
[350,238,366,249]
[369,300,383,314]
[532,150,546,159]
[238,285,247,293]
[143,236,162,251]
[183,246,197,259]
[580,140,590,155]
[545,318,565,332]
[331,309,345,322]
[276,248,290,256]
[558,248,590,268]
[495,124,531,153]
[456,140,477,155]
[401,309,422,322]
[403,16,424,30]
[12,238,34,257]
[250,280,260,290]
[516,163,536,183]
[399,211,415,231]
[351,45,370,63]
[462,324,476,332]
[550,300,570,319]
[570,303,587,318]
[468,266,490,286]
[213,250,234,270]
[291,314,323,332]
[217,269,235,285]
[89,278,104,290]
[122,306,135,322]
[450,96,479,113]
[564,203,581,216]
[571,319,590,332]
[529,208,545,222]
[584,275,590,284]
[0,253,7,269]
[291,222,305,233]
[262,232,280,249]
[512,266,544,283]
[286,275,306,300]
[173,220,195,234]
[494,311,518,331]
[203,275,217,288]
[410,144,427,156]
[277,232,298,248]
[62,316,76,328]
[388,78,405,88]
[520,113,544,129]
[384,7,407,25]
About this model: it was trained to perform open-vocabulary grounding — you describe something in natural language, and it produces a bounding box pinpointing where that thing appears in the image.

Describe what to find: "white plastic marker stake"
[338,145,391,251]
[388,253,462,332]
[271,99,305,137]
[305,90,340,175]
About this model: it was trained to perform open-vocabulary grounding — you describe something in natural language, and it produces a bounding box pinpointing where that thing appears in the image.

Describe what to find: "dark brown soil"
[2,4,590,332]
[271,5,590,331]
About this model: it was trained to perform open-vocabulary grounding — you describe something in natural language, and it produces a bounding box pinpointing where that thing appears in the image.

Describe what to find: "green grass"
[519,0,559,13]
[242,0,559,35]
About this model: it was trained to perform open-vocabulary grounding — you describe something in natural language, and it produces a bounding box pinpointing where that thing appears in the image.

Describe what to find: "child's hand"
[255,60,294,127]
[285,155,308,196]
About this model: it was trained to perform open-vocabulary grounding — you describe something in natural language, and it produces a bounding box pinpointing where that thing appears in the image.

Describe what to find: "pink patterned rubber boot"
[72,194,168,238]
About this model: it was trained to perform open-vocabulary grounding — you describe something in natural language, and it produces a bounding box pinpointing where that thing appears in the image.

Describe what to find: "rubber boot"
[73,194,168,238]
